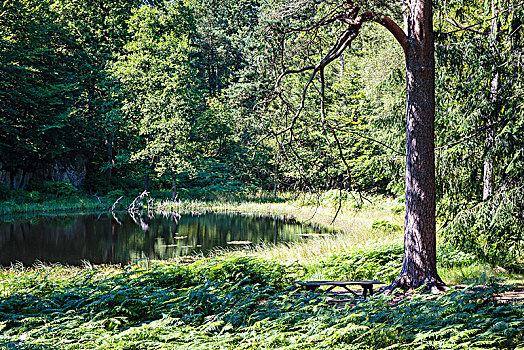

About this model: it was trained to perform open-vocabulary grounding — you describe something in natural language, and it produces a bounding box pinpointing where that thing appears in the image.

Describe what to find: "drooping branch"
[270,7,406,141]
[273,27,361,138]
[443,0,484,35]
[273,3,360,34]
[253,5,408,198]
[440,0,524,35]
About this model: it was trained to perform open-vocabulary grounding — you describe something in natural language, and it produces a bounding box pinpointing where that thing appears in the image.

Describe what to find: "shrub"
[371,219,402,232]
[43,181,77,197]
[317,243,404,283]
[443,186,524,266]
[0,183,9,201]
[198,256,292,289]
[106,189,125,200]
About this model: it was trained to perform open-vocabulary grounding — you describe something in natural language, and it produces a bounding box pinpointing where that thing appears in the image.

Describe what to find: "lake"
[0,211,331,266]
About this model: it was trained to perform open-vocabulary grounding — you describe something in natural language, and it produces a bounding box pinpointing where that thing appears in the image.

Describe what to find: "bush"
[43,181,77,197]
[197,256,292,289]
[437,244,478,268]
[0,183,9,201]
[371,219,402,232]
[106,189,125,200]
[442,186,524,266]
[0,188,41,203]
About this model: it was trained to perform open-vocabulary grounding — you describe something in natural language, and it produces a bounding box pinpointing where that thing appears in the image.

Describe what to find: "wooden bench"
[294,280,385,298]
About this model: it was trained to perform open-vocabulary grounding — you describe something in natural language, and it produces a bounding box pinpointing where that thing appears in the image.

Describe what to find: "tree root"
[381,273,448,294]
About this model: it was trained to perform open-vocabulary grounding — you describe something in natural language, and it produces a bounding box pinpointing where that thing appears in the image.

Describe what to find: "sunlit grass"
[439,262,524,285]
[0,197,107,215]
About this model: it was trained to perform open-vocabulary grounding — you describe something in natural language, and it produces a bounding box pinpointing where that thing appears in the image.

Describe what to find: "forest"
[1,0,524,349]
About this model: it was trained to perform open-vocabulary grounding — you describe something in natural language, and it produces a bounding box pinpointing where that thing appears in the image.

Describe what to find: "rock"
[48,155,87,187]
[0,155,87,189]
[12,169,24,190]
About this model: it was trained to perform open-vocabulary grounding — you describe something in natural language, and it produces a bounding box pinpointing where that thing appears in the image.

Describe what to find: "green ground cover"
[1,255,523,349]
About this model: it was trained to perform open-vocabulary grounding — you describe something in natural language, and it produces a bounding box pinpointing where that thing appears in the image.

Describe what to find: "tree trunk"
[483,72,497,200]
[171,169,177,200]
[105,133,113,187]
[144,172,150,192]
[389,0,444,290]
[483,1,499,201]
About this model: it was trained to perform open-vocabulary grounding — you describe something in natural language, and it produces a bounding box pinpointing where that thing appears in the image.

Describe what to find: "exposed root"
[381,273,447,294]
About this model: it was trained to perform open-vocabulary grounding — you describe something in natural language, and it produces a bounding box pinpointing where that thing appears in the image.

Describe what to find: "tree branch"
[255,6,408,177]
[443,0,484,35]
[361,12,408,52]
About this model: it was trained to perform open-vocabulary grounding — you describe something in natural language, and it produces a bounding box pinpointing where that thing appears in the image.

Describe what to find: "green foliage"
[315,243,404,283]
[390,204,404,214]
[0,261,523,349]
[0,186,39,203]
[443,186,524,266]
[111,2,202,178]
[437,245,478,268]
[0,195,106,215]
[42,182,77,197]
[371,219,402,233]
[106,189,125,200]
[434,0,524,239]
[0,0,80,170]
[0,184,9,202]
[199,256,293,289]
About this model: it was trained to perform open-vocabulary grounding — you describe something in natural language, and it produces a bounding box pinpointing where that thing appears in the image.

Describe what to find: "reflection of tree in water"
[0,212,330,266]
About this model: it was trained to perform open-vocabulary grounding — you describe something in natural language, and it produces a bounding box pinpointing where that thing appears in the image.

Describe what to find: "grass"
[0,196,108,215]
[3,190,522,286]
[154,193,524,286]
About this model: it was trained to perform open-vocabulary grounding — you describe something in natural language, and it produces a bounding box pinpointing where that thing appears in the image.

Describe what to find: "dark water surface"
[0,211,330,266]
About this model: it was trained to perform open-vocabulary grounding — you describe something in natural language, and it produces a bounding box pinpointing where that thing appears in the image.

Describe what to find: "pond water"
[0,211,332,266]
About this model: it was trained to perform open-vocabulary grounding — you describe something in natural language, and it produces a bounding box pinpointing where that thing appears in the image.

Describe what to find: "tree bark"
[105,133,113,188]
[388,0,444,290]
[144,172,150,192]
[172,168,177,200]
[483,0,499,201]
[483,72,497,201]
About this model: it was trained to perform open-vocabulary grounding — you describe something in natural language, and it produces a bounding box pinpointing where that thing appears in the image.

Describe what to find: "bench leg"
[341,286,359,297]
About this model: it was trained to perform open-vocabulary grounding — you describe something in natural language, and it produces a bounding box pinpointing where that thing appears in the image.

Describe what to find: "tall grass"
[2,190,522,286]
[0,196,107,215]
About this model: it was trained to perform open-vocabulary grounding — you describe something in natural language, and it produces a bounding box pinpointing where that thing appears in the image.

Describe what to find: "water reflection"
[0,211,330,266]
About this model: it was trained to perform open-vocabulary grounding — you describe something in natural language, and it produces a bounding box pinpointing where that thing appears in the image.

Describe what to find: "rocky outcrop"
[44,155,87,187]
[0,155,87,190]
